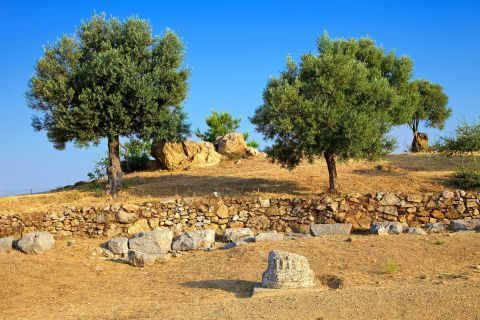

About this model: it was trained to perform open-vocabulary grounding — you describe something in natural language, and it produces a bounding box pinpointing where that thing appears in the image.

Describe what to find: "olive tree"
[407,80,451,152]
[27,14,190,196]
[252,34,413,191]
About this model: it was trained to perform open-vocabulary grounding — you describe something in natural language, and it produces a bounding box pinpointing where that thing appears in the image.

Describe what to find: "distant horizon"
[1,0,479,195]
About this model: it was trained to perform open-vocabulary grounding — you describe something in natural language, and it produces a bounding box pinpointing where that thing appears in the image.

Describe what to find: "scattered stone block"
[172,229,215,251]
[371,222,402,235]
[0,236,14,254]
[107,237,129,256]
[255,232,285,242]
[310,223,352,236]
[425,223,448,233]
[451,219,480,232]
[223,228,254,242]
[261,250,316,289]
[128,229,173,255]
[406,227,427,235]
[17,232,54,254]
[127,250,169,267]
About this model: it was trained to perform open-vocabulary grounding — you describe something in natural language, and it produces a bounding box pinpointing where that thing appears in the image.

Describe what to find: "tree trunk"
[324,152,339,191]
[107,136,123,197]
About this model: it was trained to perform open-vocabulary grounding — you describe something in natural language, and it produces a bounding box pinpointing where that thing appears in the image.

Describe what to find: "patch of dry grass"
[0,153,473,215]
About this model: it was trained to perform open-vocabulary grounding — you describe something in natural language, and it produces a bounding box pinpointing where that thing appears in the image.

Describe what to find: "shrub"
[195,111,241,143]
[451,162,480,190]
[122,138,151,172]
[247,140,260,149]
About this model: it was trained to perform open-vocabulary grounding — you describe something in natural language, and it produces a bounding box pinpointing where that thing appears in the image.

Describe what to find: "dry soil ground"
[0,153,467,215]
[1,233,480,319]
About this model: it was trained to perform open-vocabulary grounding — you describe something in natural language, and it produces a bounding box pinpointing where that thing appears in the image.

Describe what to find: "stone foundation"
[1,190,479,238]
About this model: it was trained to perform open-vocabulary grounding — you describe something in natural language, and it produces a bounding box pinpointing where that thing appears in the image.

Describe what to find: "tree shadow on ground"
[180,279,257,298]
[122,175,310,198]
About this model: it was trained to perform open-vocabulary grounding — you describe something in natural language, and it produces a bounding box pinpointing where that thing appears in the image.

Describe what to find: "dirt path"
[1,233,480,319]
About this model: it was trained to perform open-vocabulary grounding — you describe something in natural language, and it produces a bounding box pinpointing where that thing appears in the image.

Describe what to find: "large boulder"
[151,140,221,170]
[128,229,173,255]
[411,132,429,152]
[451,219,480,232]
[127,250,168,267]
[310,223,352,236]
[17,232,54,254]
[261,250,316,289]
[0,236,14,254]
[107,237,129,256]
[223,228,254,243]
[371,222,403,235]
[215,132,247,155]
[172,229,216,251]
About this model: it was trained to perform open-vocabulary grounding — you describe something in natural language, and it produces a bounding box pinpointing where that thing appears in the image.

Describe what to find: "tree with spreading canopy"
[251,33,414,191]
[406,80,451,152]
[27,13,190,196]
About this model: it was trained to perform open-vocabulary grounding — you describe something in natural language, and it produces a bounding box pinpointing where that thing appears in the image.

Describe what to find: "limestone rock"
[425,223,448,233]
[215,132,247,155]
[116,210,136,224]
[451,219,480,232]
[0,236,14,254]
[411,132,429,152]
[216,204,230,219]
[246,146,260,157]
[172,229,215,251]
[127,219,151,235]
[128,229,173,255]
[246,215,271,230]
[378,193,401,206]
[255,232,285,242]
[310,223,352,236]
[17,232,54,254]
[107,237,129,256]
[371,222,402,235]
[150,140,221,171]
[261,250,316,289]
[406,227,427,235]
[223,228,254,242]
[127,250,167,267]
[122,203,139,212]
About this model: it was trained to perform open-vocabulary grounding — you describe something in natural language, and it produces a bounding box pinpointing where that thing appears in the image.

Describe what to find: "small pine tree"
[195,111,241,143]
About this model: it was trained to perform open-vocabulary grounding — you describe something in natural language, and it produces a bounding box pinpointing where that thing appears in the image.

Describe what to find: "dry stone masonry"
[1,190,480,238]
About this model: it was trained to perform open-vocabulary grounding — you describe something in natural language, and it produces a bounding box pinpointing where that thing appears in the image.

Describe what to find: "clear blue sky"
[1,0,479,196]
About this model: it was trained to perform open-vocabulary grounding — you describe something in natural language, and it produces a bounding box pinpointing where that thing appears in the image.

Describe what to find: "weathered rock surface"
[0,236,14,254]
[107,237,129,256]
[246,146,260,157]
[215,132,247,155]
[224,228,254,242]
[371,222,403,235]
[261,250,316,289]
[150,140,221,170]
[255,232,285,242]
[127,250,168,267]
[127,219,150,235]
[426,223,448,233]
[411,132,429,152]
[17,232,54,254]
[310,223,352,236]
[451,219,480,232]
[172,229,216,251]
[128,229,173,255]
[406,227,427,235]
[115,210,136,224]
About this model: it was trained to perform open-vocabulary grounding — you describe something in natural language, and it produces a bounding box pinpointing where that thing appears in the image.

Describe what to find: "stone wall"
[1,190,479,238]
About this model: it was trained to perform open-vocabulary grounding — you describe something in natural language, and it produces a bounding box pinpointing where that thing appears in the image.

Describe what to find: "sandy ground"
[1,233,480,319]
[0,153,465,215]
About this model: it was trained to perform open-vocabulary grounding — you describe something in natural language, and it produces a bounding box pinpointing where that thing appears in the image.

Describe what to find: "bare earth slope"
[0,153,465,215]
[1,233,479,319]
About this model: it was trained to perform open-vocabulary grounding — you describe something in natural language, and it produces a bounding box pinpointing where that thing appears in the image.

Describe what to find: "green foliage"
[407,80,450,134]
[385,261,398,274]
[252,33,404,178]
[247,140,260,148]
[87,155,108,181]
[122,138,151,172]
[27,13,190,195]
[435,120,480,190]
[195,111,241,143]
[435,120,480,156]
